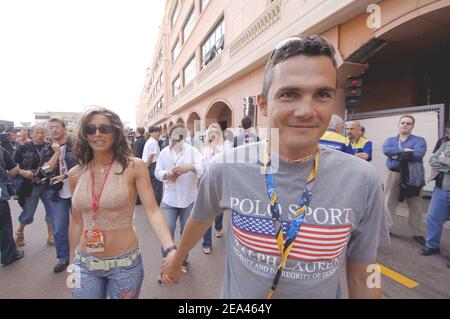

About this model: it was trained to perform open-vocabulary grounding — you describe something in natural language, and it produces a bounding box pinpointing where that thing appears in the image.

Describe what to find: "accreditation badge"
[84,229,105,253]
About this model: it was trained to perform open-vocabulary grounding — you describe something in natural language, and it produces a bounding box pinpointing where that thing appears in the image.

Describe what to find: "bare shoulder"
[129,157,146,173]
[68,165,84,191]
[68,165,83,179]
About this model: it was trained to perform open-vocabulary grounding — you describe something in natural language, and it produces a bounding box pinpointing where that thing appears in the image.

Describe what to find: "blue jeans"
[46,195,71,262]
[202,213,224,248]
[18,184,52,225]
[72,247,144,299]
[426,187,450,249]
[0,201,21,265]
[160,201,193,262]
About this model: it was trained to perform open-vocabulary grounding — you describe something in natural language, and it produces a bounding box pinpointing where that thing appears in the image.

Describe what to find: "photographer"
[40,118,75,272]
[13,124,54,248]
[1,145,23,266]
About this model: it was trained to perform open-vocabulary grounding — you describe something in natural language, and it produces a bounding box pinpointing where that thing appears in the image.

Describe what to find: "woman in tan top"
[68,106,176,299]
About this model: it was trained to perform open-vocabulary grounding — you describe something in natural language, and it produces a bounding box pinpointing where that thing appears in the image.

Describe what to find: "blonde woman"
[200,123,225,254]
[68,106,175,299]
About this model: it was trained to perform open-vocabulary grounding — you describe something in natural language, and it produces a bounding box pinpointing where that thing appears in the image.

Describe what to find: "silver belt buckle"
[89,259,106,271]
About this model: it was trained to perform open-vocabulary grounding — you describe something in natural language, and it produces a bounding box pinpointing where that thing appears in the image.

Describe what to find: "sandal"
[15,230,25,247]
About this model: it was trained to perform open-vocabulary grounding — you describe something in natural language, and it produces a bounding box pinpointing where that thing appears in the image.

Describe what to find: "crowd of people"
[0,34,449,300]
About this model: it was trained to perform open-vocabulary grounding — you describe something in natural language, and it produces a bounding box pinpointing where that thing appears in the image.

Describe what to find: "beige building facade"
[34,111,82,131]
[137,0,450,135]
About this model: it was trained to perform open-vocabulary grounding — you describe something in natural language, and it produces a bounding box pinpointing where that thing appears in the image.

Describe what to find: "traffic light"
[346,75,363,109]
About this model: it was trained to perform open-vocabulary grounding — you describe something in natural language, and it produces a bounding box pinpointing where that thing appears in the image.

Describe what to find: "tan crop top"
[72,161,135,231]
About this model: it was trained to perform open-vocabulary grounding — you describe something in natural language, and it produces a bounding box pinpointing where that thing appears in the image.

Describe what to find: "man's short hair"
[241,116,252,130]
[347,120,361,128]
[399,115,415,125]
[31,124,46,133]
[136,127,145,135]
[328,114,344,130]
[48,118,66,128]
[148,126,162,134]
[261,35,337,100]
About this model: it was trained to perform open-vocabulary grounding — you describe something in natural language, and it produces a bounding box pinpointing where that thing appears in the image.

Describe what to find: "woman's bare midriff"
[78,227,139,258]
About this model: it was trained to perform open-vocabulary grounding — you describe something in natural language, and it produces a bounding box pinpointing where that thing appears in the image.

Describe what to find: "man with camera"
[40,118,75,272]
[13,124,54,249]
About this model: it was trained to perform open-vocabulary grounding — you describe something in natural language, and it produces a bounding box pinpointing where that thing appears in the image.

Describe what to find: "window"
[172,76,181,97]
[158,96,164,112]
[159,73,164,87]
[172,39,180,62]
[171,1,179,27]
[182,8,196,42]
[201,18,225,68]
[183,56,196,86]
[156,75,161,91]
[155,48,162,70]
[200,0,209,12]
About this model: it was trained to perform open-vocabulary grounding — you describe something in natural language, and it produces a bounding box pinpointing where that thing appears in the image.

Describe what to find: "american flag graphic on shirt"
[232,211,352,262]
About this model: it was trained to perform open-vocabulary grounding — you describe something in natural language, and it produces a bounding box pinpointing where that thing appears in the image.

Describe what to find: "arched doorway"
[347,2,450,114]
[205,100,233,131]
[186,111,201,133]
[168,121,174,131]
[176,118,184,124]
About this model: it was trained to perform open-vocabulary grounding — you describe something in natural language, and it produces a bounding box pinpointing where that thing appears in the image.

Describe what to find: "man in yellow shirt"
[346,121,372,161]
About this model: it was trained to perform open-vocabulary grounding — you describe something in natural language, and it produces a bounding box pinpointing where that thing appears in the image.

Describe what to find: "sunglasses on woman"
[85,124,114,135]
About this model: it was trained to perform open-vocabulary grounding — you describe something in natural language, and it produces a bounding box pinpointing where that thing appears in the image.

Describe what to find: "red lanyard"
[89,162,113,221]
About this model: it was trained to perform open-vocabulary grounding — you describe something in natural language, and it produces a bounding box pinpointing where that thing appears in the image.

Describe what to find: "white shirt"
[142,137,160,164]
[155,142,204,208]
[58,144,71,199]
[201,143,223,172]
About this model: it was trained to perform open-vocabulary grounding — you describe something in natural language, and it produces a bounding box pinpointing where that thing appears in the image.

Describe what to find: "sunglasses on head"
[85,124,114,135]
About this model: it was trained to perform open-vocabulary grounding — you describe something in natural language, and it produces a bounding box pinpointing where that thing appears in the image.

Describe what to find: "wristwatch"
[163,244,177,256]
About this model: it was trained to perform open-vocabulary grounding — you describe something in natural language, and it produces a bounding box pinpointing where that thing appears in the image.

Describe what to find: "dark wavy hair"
[72,106,133,173]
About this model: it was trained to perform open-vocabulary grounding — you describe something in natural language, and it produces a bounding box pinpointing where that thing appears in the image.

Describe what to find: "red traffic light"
[348,77,363,87]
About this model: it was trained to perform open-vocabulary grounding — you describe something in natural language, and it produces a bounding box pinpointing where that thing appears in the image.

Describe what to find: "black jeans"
[148,162,162,206]
[0,201,20,264]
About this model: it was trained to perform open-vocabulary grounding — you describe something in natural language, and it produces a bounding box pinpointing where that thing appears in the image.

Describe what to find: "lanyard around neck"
[263,149,319,299]
[89,162,113,228]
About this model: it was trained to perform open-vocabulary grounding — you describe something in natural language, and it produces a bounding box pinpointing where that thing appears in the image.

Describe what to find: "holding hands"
[159,250,183,286]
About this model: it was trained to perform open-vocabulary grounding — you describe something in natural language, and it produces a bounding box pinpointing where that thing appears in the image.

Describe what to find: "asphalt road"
[1,199,449,299]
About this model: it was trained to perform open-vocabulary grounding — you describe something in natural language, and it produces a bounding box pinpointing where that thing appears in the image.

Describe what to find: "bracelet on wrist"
[163,244,177,256]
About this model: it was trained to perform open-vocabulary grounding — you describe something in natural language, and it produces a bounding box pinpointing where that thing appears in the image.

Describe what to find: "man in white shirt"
[142,126,162,205]
[42,118,75,273]
[155,123,204,272]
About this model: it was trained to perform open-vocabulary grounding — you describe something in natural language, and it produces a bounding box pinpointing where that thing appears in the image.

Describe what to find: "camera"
[31,164,63,190]
[31,163,53,185]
